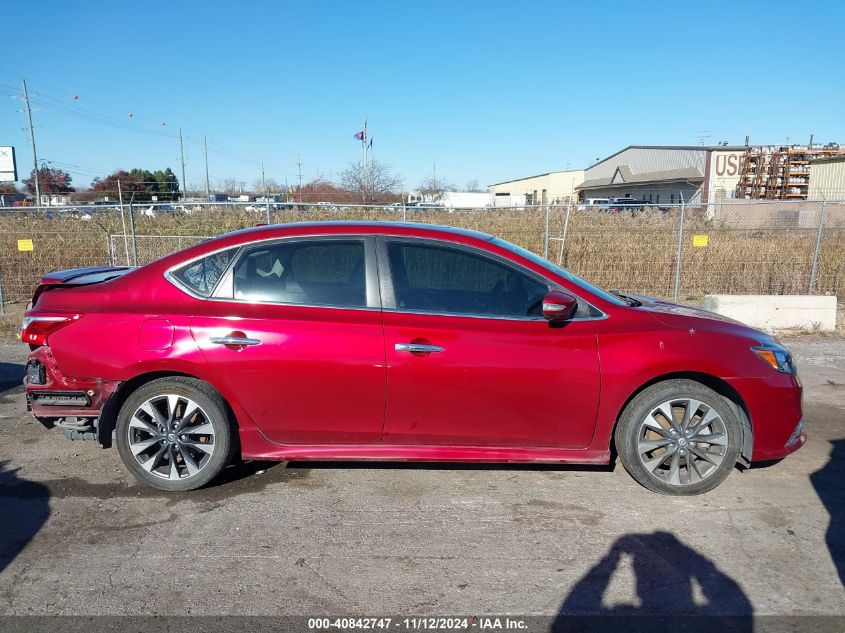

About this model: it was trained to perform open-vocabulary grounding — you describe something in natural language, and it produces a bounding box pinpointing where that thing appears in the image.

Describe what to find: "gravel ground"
[0,339,843,619]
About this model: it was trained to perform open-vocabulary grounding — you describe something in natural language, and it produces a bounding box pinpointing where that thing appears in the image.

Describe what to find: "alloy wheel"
[127,394,215,480]
[636,398,729,487]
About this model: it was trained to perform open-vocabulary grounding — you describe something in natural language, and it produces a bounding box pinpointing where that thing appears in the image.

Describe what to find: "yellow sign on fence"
[17,239,33,252]
[692,234,709,248]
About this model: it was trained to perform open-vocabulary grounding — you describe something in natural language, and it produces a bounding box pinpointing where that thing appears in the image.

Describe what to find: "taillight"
[21,313,83,346]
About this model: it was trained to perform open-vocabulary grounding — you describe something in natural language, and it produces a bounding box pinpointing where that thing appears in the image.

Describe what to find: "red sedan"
[21,222,805,494]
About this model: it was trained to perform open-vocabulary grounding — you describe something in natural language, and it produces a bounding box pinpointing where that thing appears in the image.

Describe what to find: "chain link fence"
[1,200,843,311]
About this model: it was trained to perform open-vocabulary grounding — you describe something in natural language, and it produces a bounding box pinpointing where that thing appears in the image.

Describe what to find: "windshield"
[490,237,627,306]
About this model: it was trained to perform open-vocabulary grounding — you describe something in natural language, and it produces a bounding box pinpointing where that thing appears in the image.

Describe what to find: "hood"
[626,293,748,327]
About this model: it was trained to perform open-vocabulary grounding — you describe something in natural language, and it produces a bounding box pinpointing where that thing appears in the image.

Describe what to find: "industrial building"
[489,169,585,207]
[575,145,751,205]
[808,155,845,201]
[490,143,845,207]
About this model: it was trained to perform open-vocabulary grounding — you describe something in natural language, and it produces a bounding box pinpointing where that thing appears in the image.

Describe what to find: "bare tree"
[417,174,453,202]
[219,178,240,194]
[253,177,280,195]
[340,160,403,204]
[465,178,483,192]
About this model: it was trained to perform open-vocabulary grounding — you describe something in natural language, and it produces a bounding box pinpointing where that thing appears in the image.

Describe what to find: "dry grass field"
[1,203,844,312]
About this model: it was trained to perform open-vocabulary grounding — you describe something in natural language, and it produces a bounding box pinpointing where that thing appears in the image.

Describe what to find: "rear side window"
[233,240,366,307]
[171,249,234,297]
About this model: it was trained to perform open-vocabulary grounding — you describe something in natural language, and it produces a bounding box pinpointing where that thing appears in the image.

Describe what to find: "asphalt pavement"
[0,339,843,619]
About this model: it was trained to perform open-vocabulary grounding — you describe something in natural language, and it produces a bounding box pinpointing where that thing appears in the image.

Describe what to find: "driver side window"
[386,241,548,318]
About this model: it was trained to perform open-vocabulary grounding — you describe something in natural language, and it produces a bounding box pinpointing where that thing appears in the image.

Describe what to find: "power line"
[7,78,292,182]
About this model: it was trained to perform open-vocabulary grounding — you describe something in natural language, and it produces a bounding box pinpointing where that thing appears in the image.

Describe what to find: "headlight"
[752,341,796,375]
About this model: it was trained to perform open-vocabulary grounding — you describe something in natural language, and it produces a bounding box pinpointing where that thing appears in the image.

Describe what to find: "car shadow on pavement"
[811,438,845,587]
[552,531,753,633]
[0,361,24,397]
[0,460,50,574]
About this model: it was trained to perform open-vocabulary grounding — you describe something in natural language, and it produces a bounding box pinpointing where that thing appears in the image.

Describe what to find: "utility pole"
[261,159,270,224]
[261,159,267,195]
[178,128,187,202]
[297,157,303,190]
[296,157,303,203]
[21,79,40,205]
[203,135,210,200]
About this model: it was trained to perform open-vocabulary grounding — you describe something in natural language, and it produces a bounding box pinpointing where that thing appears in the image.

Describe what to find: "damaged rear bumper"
[25,345,120,437]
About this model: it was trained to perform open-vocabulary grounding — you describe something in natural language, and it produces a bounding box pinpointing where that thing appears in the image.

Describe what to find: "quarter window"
[171,249,234,297]
[386,241,548,318]
[233,240,366,307]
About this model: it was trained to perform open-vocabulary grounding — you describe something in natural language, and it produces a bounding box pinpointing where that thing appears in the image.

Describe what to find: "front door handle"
[210,336,261,346]
[395,342,444,354]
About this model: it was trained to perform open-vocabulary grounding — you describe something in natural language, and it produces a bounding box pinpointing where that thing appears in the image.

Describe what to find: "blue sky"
[3,0,844,191]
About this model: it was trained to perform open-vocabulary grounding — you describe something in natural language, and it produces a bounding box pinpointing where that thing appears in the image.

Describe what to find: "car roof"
[218,221,496,243]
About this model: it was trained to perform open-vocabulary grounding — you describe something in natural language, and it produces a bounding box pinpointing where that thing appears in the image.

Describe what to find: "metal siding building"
[808,156,845,200]
[577,145,748,204]
[489,169,585,206]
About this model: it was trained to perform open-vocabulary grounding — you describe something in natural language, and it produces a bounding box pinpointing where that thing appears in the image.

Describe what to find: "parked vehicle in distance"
[140,204,177,218]
[44,208,94,221]
[409,202,447,211]
[580,198,609,210]
[607,198,650,213]
[21,222,805,494]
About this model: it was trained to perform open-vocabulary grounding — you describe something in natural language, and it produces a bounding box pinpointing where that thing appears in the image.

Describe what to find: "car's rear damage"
[22,266,131,441]
[25,343,121,441]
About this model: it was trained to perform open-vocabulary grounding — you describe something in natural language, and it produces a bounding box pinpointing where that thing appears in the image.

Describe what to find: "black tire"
[115,377,236,492]
[615,379,742,495]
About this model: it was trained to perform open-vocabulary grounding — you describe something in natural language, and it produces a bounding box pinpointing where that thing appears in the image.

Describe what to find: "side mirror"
[542,290,578,321]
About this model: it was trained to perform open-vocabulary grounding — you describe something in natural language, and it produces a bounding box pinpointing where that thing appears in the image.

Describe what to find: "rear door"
[378,237,601,448]
[188,236,386,444]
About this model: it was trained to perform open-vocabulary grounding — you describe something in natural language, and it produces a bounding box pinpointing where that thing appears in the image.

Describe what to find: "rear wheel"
[115,377,235,492]
[615,379,742,495]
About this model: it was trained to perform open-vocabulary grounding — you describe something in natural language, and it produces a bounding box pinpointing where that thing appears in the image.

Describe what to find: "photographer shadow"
[0,461,51,574]
[553,531,753,633]
[810,438,845,586]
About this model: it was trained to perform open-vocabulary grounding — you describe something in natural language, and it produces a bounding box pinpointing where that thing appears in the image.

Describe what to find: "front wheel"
[615,380,742,495]
[115,377,235,492]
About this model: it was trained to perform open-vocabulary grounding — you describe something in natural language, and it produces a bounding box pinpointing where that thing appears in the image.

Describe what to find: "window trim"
[375,236,606,322]
[165,235,380,311]
[164,245,242,299]
[165,231,608,321]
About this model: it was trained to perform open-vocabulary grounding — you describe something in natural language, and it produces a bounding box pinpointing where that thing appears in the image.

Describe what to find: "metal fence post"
[118,180,130,267]
[543,204,550,259]
[808,199,827,295]
[0,273,5,316]
[129,201,138,267]
[106,233,113,266]
[673,197,686,302]
[557,199,573,265]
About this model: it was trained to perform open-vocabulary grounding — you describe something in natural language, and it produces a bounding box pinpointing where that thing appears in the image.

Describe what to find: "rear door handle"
[210,336,261,346]
[395,343,444,353]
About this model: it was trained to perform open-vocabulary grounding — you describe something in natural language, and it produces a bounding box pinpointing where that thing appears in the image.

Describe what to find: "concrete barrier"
[702,295,838,332]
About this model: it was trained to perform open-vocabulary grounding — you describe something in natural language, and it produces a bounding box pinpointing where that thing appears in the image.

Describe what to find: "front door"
[379,238,600,448]
[190,237,386,445]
